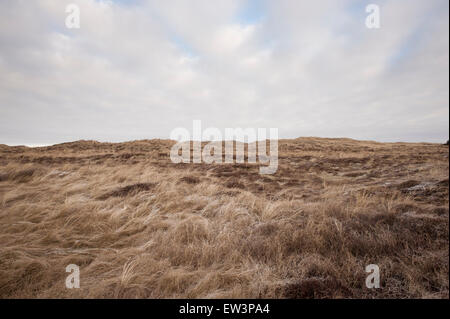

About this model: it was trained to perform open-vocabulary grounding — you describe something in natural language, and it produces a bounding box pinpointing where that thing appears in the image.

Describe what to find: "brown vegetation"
[0,138,448,298]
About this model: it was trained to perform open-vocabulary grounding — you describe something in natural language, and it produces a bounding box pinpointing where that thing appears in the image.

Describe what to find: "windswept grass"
[0,138,448,298]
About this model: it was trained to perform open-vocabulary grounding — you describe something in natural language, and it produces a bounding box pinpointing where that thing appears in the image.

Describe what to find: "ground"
[0,138,448,298]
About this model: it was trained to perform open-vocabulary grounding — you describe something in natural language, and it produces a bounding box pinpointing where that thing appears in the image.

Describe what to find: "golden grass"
[0,138,448,298]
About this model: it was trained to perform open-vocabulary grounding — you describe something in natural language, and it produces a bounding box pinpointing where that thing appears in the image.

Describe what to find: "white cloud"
[0,0,448,145]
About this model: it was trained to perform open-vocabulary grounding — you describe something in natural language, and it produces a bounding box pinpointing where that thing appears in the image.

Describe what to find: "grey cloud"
[0,0,448,145]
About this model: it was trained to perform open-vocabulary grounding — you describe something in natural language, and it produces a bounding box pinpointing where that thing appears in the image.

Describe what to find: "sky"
[0,0,448,146]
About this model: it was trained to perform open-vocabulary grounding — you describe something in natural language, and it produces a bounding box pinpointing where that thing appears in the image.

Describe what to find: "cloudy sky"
[0,0,448,145]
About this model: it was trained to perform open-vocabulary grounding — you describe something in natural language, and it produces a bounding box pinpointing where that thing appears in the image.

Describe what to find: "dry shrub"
[0,138,448,298]
[0,172,9,182]
[225,179,245,189]
[283,277,351,298]
[12,168,38,182]
[179,176,200,184]
[97,183,156,200]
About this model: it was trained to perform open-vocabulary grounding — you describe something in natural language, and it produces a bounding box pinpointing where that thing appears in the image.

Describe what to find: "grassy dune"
[0,138,448,298]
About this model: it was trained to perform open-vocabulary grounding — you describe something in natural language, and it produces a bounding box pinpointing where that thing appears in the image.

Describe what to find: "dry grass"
[0,138,448,298]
